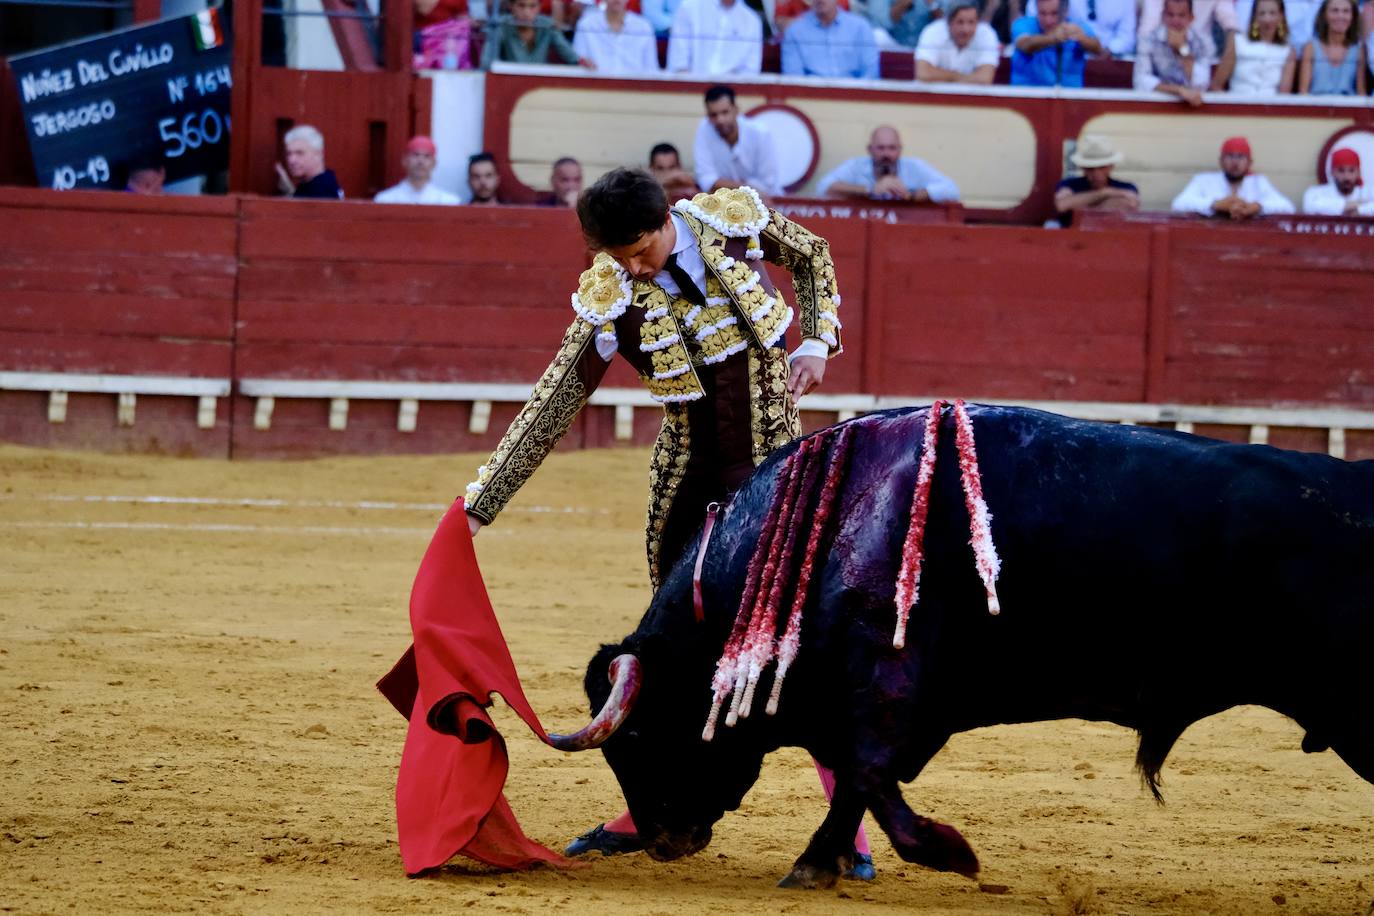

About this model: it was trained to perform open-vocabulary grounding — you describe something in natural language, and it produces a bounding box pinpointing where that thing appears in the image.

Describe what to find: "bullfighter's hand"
[467,512,483,538]
[788,355,826,402]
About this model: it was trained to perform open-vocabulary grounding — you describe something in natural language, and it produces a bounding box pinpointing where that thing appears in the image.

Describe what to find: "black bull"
[560,404,1374,888]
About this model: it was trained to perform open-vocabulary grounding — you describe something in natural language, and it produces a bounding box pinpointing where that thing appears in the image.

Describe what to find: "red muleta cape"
[376,499,573,875]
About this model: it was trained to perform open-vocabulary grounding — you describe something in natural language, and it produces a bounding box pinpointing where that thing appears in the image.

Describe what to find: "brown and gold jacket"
[463,187,841,581]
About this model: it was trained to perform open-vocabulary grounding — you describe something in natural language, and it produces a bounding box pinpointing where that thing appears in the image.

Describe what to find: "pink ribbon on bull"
[893,399,1002,651]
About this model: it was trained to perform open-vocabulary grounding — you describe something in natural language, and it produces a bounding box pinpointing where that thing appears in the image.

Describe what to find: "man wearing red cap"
[374,135,462,206]
[1302,147,1374,216]
[1171,136,1295,219]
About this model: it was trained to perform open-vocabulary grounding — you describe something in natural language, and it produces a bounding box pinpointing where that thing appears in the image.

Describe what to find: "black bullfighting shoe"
[563,823,645,857]
[844,852,876,881]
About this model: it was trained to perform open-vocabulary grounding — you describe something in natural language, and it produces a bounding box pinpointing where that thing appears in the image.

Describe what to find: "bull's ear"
[585,642,629,712]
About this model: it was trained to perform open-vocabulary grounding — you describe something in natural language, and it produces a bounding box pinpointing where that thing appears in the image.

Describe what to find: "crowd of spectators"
[407,0,1373,98]
[278,84,1367,225]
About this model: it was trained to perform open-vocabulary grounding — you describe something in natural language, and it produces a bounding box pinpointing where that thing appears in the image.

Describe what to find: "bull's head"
[548,637,770,861]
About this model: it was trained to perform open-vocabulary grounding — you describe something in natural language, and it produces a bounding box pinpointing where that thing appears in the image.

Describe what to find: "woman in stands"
[1211,0,1296,93]
[1297,0,1366,94]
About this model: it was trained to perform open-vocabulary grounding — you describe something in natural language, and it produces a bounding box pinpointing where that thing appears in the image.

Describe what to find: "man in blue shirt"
[815,125,960,202]
[1011,0,1103,86]
[782,0,880,78]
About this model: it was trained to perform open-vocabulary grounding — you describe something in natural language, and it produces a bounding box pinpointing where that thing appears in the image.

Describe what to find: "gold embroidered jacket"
[464,187,842,581]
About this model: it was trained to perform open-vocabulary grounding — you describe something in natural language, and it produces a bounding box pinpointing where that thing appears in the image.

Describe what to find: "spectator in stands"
[915,0,1000,83]
[481,0,593,68]
[1210,0,1295,93]
[692,85,781,196]
[1298,0,1367,94]
[642,0,685,34]
[416,0,467,27]
[649,142,701,198]
[666,0,764,73]
[122,157,165,195]
[775,0,849,32]
[1302,147,1374,214]
[1140,0,1236,45]
[1011,0,1103,86]
[414,0,473,70]
[574,0,661,71]
[276,125,344,199]
[816,125,960,202]
[1239,0,1318,45]
[1171,136,1295,219]
[1134,0,1215,105]
[1052,134,1139,226]
[781,0,880,77]
[375,136,462,205]
[1049,0,1137,55]
[541,157,584,207]
[467,151,503,205]
[869,0,947,48]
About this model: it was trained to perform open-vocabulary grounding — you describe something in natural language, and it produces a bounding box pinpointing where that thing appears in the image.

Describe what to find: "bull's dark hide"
[580,405,1374,887]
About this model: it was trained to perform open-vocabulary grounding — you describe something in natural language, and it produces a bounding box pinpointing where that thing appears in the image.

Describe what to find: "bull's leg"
[868,783,979,879]
[777,781,867,890]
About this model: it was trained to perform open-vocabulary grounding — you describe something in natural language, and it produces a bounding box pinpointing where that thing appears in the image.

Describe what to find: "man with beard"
[1301,147,1374,216]
[466,152,502,206]
[1171,136,1294,219]
[815,125,960,203]
[692,85,781,197]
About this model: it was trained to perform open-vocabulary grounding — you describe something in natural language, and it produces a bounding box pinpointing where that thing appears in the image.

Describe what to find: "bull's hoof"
[916,821,980,879]
[778,862,840,890]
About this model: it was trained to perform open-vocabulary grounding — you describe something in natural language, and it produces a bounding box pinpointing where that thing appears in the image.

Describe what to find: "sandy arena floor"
[1,443,1371,915]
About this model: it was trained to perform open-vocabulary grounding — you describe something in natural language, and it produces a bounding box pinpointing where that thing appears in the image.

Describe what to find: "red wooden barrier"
[0,188,236,455]
[0,189,1371,460]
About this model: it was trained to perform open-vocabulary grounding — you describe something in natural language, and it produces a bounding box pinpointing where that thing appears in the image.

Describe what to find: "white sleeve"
[914,21,941,65]
[1171,175,1215,214]
[640,22,661,70]
[974,24,1001,67]
[693,120,719,192]
[815,159,854,196]
[1256,176,1295,215]
[1191,60,1212,88]
[572,20,592,60]
[790,338,829,361]
[755,127,781,196]
[1133,50,1161,91]
[666,0,693,71]
[1300,186,1341,215]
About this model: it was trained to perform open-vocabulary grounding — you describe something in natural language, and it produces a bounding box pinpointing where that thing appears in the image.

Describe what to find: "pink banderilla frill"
[893,400,1002,650]
[702,428,852,741]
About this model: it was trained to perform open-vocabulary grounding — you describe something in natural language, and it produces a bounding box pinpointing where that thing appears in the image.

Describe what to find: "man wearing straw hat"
[1052,134,1140,227]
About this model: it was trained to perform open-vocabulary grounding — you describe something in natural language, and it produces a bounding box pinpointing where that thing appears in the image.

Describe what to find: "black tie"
[665,253,706,307]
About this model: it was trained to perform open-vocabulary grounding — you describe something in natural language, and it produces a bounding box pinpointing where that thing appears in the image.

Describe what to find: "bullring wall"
[1,186,1371,460]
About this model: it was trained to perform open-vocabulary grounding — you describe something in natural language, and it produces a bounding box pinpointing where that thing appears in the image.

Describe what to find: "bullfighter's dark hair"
[704,84,736,106]
[577,167,668,250]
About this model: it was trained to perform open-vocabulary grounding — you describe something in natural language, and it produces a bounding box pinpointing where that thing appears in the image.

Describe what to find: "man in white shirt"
[1171,136,1295,219]
[667,0,764,73]
[1302,147,1374,216]
[915,0,1000,83]
[692,85,782,197]
[574,0,661,73]
[374,136,461,205]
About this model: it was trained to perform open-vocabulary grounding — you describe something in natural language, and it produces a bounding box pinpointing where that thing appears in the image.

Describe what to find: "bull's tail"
[1134,720,1191,804]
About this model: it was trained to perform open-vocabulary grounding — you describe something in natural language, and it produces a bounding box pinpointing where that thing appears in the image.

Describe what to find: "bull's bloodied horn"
[546,654,642,751]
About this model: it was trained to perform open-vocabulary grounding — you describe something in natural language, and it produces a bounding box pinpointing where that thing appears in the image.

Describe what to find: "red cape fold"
[376,499,574,875]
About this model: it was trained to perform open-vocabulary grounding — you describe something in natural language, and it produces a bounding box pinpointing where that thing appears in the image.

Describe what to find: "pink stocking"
[812,759,870,855]
[604,809,637,835]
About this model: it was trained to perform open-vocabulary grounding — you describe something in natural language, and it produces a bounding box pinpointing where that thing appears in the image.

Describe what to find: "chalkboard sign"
[9,5,233,191]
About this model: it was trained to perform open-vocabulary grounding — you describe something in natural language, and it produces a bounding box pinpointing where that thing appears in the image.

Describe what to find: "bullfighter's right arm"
[463,255,629,525]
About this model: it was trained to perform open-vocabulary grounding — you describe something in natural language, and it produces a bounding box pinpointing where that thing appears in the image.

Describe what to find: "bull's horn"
[547,654,642,751]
